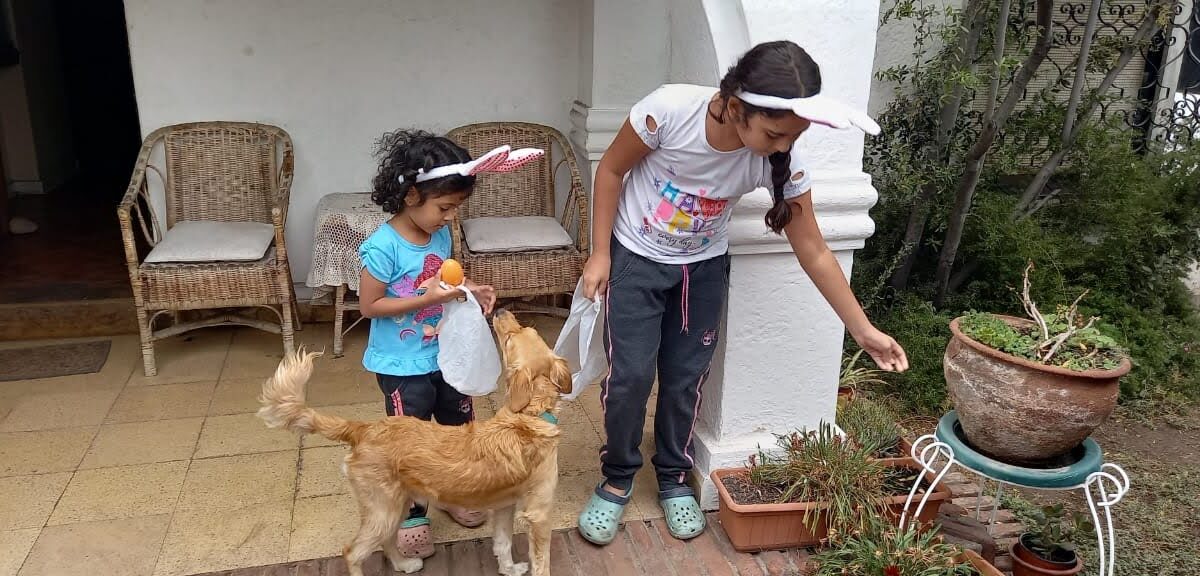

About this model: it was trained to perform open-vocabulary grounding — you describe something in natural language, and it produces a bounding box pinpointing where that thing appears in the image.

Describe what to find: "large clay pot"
[944,315,1130,464]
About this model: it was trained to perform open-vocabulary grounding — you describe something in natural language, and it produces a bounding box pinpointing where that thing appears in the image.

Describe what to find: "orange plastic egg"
[440,259,465,286]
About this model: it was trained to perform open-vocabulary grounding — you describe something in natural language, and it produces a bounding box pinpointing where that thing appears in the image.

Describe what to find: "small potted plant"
[1011,503,1091,576]
[710,422,952,551]
[945,262,1130,464]
[837,395,908,458]
[809,514,1004,576]
[839,349,887,403]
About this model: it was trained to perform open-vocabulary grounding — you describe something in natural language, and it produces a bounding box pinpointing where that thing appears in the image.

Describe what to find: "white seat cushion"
[462,216,574,253]
[145,220,275,263]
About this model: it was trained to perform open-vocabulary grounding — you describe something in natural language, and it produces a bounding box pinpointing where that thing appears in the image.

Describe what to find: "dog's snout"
[491,309,520,334]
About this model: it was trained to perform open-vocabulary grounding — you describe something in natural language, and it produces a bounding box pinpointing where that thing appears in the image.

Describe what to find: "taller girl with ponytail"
[575,40,904,547]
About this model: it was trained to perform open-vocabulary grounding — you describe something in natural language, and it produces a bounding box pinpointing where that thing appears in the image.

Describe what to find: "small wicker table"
[305,192,389,357]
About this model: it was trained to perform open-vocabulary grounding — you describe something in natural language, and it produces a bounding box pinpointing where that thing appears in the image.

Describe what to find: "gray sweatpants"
[600,238,730,497]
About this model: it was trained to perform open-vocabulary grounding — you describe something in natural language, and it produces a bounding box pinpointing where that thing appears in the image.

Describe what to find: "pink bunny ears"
[736,91,881,136]
[398,145,545,184]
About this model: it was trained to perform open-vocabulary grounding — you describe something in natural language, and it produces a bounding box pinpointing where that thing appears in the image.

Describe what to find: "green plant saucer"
[934,411,1104,489]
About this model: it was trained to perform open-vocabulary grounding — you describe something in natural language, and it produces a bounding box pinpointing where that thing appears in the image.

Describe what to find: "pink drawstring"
[680,264,690,334]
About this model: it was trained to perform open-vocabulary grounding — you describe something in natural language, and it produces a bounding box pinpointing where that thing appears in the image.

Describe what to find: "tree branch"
[983,0,1014,129]
[1013,1,1167,218]
[1062,0,1103,141]
[934,0,1056,306]
[1021,261,1050,341]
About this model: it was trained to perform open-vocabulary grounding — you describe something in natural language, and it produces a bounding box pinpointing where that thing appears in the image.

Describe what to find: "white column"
[684,0,883,509]
[568,0,670,190]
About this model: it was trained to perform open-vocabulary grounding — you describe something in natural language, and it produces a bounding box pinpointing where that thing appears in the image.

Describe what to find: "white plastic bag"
[437,286,502,396]
[553,279,607,401]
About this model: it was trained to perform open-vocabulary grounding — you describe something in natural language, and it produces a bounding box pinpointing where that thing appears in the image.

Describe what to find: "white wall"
[668,0,720,85]
[124,0,580,281]
[569,0,669,190]
[868,0,955,116]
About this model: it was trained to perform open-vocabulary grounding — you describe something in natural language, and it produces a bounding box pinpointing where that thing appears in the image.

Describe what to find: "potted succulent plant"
[839,349,887,404]
[945,263,1130,464]
[809,514,1004,576]
[1011,503,1091,576]
[837,395,910,459]
[711,422,952,552]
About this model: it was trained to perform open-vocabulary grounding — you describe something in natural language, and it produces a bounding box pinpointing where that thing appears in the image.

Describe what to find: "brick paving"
[196,513,813,576]
[194,469,1022,576]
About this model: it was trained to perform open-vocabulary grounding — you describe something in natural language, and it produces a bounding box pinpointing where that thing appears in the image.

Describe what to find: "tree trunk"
[934,0,1056,306]
[982,0,1014,129]
[888,0,989,292]
[1062,0,1103,142]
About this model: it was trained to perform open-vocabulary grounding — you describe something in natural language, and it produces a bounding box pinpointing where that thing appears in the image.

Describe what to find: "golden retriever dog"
[258,309,571,576]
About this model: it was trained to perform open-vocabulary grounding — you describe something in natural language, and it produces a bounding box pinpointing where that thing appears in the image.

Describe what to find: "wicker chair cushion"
[462,216,574,253]
[145,220,275,263]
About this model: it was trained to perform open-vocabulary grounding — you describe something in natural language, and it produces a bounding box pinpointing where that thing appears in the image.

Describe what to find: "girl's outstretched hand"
[853,326,909,372]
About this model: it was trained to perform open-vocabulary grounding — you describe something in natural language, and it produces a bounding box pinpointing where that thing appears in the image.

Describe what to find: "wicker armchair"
[446,122,589,314]
[117,122,299,376]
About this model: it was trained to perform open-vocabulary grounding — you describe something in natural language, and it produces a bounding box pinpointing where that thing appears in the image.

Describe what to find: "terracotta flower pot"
[1011,535,1084,576]
[711,457,953,552]
[944,315,1130,464]
[837,386,857,403]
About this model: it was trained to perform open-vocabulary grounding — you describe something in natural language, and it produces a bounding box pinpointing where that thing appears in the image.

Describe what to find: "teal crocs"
[577,482,631,545]
[660,495,705,540]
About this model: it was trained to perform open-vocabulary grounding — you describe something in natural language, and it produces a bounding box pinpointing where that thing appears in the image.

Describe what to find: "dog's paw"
[392,557,423,574]
[500,561,529,576]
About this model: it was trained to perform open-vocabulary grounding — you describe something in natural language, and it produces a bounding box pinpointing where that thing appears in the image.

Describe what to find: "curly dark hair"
[371,129,476,214]
[711,41,822,234]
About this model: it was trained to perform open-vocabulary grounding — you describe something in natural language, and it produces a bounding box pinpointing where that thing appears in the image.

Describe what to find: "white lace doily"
[305,192,390,303]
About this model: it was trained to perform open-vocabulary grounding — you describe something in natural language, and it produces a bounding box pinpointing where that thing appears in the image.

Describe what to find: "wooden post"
[0,138,9,237]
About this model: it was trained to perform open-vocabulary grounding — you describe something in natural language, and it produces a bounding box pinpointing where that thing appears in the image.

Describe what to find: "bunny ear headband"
[735,91,881,136]
[399,145,545,184]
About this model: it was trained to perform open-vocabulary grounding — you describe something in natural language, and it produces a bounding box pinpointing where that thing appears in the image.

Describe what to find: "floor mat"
[0,340,111,382]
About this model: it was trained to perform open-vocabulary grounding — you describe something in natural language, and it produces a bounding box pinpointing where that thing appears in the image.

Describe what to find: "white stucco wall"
[868,0,955,116]
[667,0,722,85]
[570,0,669,191]
[124,0,580,281]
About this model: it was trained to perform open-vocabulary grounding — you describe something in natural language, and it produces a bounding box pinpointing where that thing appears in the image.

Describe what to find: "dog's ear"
[551,358,573,396]
[507,368,532,413]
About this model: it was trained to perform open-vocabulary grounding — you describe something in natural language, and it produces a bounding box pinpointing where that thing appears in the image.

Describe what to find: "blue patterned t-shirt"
[359,224,451,376]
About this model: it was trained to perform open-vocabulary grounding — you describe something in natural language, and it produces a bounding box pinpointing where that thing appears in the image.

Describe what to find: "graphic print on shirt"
[648,176,728,255]
[388,253,445,342]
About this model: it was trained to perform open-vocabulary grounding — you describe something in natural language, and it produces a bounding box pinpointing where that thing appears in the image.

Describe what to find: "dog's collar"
[538,411,558,425]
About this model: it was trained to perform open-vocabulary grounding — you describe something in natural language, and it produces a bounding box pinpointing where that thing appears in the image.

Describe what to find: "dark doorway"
[0,0,141,303]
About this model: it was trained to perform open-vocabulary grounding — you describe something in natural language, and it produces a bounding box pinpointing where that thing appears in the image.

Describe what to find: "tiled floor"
[0,317,664,576]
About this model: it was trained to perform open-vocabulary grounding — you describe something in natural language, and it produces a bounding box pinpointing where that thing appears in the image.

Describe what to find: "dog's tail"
[257,348,367,445]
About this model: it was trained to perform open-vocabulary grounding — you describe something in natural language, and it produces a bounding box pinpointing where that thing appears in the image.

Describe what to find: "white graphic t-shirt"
[613,84,812,264]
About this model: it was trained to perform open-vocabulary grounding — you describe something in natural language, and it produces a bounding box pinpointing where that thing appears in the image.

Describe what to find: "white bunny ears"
[736,91,881,136]
[398,145,545,184]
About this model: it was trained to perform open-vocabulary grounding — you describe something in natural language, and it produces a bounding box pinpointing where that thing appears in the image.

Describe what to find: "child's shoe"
[396,517,435,558]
